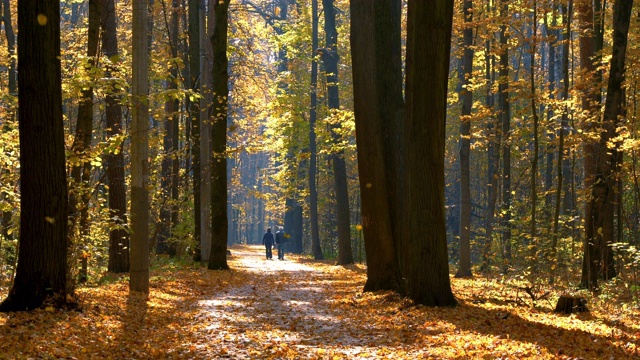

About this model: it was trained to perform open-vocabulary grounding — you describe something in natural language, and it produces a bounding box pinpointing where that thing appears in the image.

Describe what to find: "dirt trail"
[196,245,390,359]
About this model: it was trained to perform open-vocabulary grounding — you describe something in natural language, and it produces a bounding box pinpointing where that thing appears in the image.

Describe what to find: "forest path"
[196,244,393,359]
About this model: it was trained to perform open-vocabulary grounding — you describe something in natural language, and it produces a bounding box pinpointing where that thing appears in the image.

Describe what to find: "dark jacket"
[262,230,274,246]
[275,231,285,244]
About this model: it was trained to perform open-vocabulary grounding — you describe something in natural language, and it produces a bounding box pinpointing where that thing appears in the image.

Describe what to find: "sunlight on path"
[196,245,396,359]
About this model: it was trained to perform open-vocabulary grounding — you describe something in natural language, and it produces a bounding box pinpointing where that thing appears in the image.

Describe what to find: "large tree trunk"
[103,0,130,272]
[581,0,632,289]
[208,0,230,270]
[350,0,403,293]
[321,0,352,265]
[0,0,70,312]
[403,0,457,306]
[455,0,474,278]
[130,0,150,294]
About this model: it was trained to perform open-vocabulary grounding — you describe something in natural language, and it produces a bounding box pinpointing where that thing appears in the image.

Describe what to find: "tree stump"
[554,295,588,314]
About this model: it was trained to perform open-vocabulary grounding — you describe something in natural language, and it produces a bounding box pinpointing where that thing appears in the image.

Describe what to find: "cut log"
[554,295,588,314]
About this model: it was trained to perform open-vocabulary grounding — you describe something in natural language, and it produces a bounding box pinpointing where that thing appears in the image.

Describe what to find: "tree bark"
[455,0,473,278]
[308,0,320,260]
[482,0,499,272]
[499,0,512,263]
[350,0,403,292]
[403,0,457,306]
[103,0,130,272]
[0,0,70,312]
[208,0,230,270]
[321,0,352,265]
[130,0,151,294]
[158,0,181,256]
[581,0,632,289]
[69,0,101,285]
[200,0,213,261]
[528,0,540,271]
[189,0,202,262]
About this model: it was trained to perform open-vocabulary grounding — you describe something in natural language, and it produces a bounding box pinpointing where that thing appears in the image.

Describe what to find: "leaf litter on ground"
[0,244,639,359]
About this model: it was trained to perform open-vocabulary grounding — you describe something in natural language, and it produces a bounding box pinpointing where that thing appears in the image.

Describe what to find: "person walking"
[262,228,274,260]
[275,228,286,260]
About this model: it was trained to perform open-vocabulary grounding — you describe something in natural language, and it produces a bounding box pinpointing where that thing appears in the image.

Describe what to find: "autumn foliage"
[0,244,638,359]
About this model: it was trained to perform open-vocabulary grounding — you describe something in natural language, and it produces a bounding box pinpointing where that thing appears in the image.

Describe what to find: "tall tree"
[528,0,540,270]
[0,0,70,311]
[189,0,203,261]
[350,0,404,292]
[320,0,352,264]
[404,0,457,306]
[200,0,213,261]
[455,0,474,278]
[103,0,130,272]
[69,0,102,284]
[482,0,499,272]
[581,0,632,289]
[498,0,512,263]
[157,0,181,257]
[308,0,321,262]
[208,0,230,270]
[130,0,150,294]
[551,0,572,278]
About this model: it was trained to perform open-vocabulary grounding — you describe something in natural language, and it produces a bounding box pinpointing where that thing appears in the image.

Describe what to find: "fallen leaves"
[0,244,639,359]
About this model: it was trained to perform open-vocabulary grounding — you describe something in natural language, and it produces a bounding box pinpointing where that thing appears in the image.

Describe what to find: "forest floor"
[0,244,639,359]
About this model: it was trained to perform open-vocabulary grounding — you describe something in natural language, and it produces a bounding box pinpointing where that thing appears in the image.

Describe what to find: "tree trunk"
[551,0,572,280]
[0,0,70,312]
[529,0,540,272]
[158,0,180,256]
[200,0,213,261]
[582,0,632,289]
[499,0,512,263]
[189,0,202,262]
[69,0,101,285]
[130,0,150,294]
[482,0,499,272]
[578,0,604,290]
[403,0,457,306]
[455,0,473,278]
[350,0,403,293]
[321,0,352,265]
[208,0,230,270]
[102,0,130,272]
[308,0,321,260]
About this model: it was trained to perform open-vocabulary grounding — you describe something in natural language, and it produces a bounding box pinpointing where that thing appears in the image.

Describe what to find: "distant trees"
[0,0,70,311]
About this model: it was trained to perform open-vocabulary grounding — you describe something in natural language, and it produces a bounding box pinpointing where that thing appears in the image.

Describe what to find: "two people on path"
[262,228,275,259]
[262,227,287,260]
